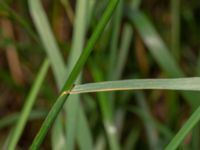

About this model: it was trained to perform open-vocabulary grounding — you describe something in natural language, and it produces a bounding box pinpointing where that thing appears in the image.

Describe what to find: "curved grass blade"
[64,0,93,150]
[29,0,65,87]
[7,59,49,150]
[127,10,200,108]
[61,0,119,91]
[29,0,119,149]
[128,13,200,150]
[29,0,94,149]
[28,1,67,149]
[127,11,182,77]
[64,0,93,149]
[65,78,200,94]
[165,106,200,150]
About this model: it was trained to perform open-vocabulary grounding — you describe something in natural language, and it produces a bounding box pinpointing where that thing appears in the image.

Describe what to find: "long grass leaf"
[165,106,200,150]
[28,1,67,149]
[127,10,200,108]
[115,23,132,79]
[76,106,93,150]
[128,11,182,77]
[51,116,65,150]
[7,59,49,150]
[29,0,65,87]
[29,0,93,149]
[108,0,122,80]
[64,0,93,149]
[29,0,119,149]
[65,78,200,94]
[105,7,123,148]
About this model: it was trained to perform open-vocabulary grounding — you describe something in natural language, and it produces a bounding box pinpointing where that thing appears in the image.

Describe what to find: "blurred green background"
[1,0,200,149]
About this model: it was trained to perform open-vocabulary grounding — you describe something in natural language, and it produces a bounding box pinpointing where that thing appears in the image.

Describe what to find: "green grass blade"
[29,0,65,88]
[65,97,79,150]
[64,0,93,149]
[29,0,93,149]
[29,94,69,150]
[111,23,133,145]
[51,116,65,150]
[93,4,131,149]
[0,110,47,129]
[123,127,140,150]
[105,7,123,143]
[128,10,200,108]
[87,0,96,27]
[28,1,67,149]
[67,0,87,71]
[108,0,122,80]
[29,0,119,149]
[115,23,132,79]
[6,59,49,150]
[171,0,180,61]
[66,78,200,94]
[135,93,160,150]
[61,0,119,91]
[60,0,74,24]
[90,62,120,150]
[2,128,14,150]
[165,106,200,150]
[76,106,93,150]
[128,11,182,77]
[129,0,142,9]
[106,1,122,118]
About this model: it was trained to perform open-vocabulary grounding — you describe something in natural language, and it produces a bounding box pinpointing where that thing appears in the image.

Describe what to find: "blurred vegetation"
[0,0,200,149]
